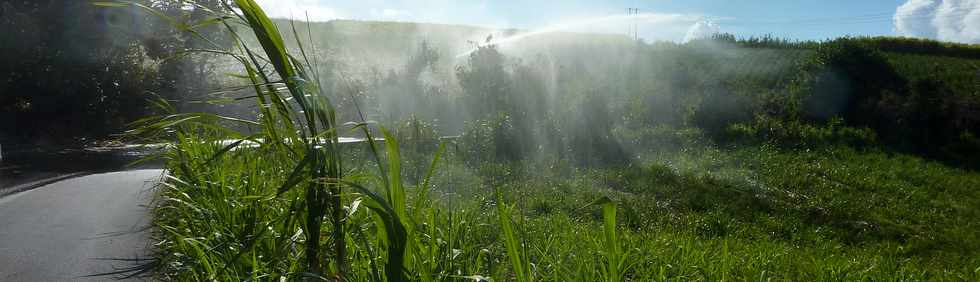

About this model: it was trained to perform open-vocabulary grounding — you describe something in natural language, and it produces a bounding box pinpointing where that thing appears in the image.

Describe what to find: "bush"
[725,116,877,148]
[393,115,442,183]
[565,93,631,167]
[690,87,754,136]
[614,125,707,153]
[460,113,526,165]
[797,38,908,123]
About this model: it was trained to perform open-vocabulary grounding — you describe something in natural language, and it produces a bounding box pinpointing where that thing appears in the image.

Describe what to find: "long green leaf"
[276,151,313,196]
[413,141,446,218]
[495,188,531,282]
[342,180,409,282]
[381,128,406,220]
[584,196,623,282]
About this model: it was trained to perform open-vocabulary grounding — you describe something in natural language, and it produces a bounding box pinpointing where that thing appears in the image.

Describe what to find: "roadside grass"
[151,128,980,280]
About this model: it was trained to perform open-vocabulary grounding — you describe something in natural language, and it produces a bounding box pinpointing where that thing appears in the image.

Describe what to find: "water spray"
[455,12,696,58]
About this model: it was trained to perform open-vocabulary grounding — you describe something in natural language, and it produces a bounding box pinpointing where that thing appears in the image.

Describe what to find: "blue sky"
[255,0,980,43]
[639,0,908,40]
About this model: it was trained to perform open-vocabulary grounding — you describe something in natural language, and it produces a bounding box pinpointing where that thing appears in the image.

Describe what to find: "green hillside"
[276,20,980,167]
[263,20,980,168]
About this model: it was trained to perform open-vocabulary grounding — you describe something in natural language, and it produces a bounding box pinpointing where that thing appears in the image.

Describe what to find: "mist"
[3,1,980,280]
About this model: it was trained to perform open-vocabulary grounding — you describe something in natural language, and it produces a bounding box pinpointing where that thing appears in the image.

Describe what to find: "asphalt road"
[0,169,163,281]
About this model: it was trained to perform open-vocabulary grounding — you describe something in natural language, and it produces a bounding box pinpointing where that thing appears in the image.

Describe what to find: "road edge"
[0,172,93,199]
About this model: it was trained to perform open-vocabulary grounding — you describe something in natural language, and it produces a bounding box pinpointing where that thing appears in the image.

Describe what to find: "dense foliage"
[0,0,230,146]
[332,32,980,168]
[1,1,152,143]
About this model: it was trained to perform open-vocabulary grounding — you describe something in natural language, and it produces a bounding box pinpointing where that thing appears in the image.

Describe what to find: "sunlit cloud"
[894,0,980,43]
[254,0,342,21]
[370,8,414,21]
[684,19,722,42]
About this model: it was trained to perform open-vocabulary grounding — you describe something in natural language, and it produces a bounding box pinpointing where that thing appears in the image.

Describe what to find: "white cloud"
[382,9,411,18]
[683,19,721,42]
[369,8,414,21]
[253,0,341,21]
[894,0,980,43]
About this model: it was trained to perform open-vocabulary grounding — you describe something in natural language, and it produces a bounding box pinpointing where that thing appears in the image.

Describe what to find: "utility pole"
[626,8,632,39]
[626,8,639,41]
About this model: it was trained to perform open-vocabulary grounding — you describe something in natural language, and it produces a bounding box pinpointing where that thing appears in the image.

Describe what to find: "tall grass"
[494,187,532,282]
[107,0,415,279]
[589,196,625,282]
[109,0,523,280]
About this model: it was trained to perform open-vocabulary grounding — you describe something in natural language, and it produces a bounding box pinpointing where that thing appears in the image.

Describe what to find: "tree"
[0,1,155,144]
[142,0,233,112]
[0,0,238,145]
[456,45,512,120]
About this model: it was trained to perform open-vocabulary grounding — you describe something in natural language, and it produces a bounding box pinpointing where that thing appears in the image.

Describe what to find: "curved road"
[0,170,163,281]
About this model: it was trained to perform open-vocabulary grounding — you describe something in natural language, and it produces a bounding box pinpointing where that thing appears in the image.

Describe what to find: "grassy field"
[150,127,980,280]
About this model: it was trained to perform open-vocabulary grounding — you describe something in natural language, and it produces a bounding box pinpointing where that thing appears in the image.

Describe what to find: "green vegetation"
[95,1,980,280]
[1,1,154,143]
[0,0,231,145]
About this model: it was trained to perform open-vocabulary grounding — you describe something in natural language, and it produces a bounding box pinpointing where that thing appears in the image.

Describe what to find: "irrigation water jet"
[455,12,699,58]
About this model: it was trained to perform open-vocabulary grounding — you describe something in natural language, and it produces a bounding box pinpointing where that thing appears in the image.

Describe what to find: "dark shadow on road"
[81,257,160,280]
[0,146,163,193]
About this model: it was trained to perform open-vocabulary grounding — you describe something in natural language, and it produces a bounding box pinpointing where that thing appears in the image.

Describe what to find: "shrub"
[460,113,526,165]
[725,116,877,148]
[690,87,754,136]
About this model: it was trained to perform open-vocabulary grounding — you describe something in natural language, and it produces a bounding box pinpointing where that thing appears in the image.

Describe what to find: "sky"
[253,0,980,43]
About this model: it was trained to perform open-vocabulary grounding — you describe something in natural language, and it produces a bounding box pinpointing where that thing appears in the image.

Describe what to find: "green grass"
[148,132,980,280]
[419,144,980,280]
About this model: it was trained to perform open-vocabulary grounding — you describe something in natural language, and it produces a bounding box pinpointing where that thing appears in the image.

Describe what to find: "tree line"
[0,0,230,146]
